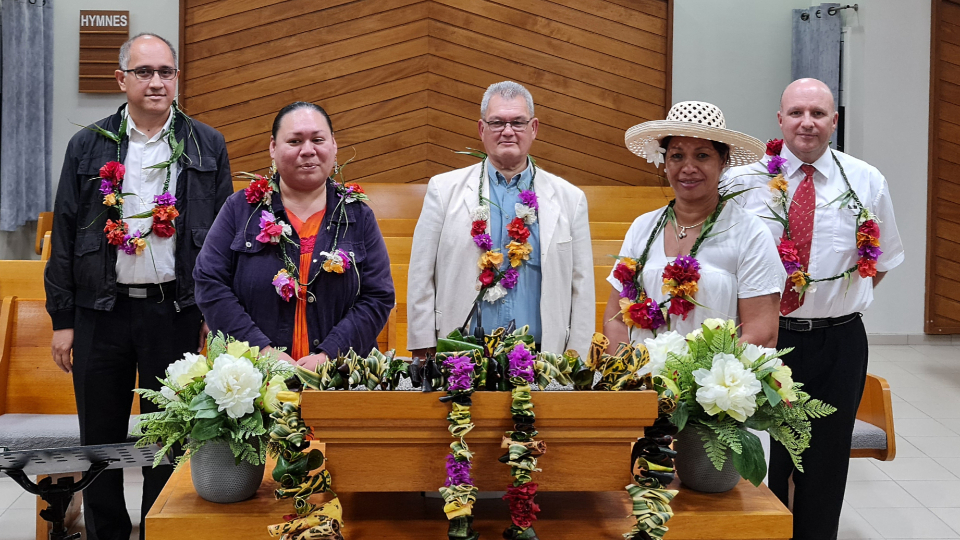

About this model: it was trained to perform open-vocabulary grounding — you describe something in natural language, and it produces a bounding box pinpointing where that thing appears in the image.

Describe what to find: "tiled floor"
[0,343,958,539]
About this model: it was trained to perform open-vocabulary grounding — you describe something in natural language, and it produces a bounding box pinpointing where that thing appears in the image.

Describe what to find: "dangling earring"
[269,159,277,178]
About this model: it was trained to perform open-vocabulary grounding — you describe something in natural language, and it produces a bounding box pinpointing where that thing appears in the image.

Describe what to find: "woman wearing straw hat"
[603,101,786,348]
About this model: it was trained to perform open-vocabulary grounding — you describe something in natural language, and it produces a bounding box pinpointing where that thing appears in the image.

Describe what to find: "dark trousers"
[769,314,869,540]
[72,295,201,540]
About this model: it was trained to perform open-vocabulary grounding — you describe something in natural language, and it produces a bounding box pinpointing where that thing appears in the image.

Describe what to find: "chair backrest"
[0,260,47,300]
[35,212,53,256]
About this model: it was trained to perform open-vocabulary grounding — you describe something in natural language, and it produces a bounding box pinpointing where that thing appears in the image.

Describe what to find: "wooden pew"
[0,260,47,299]
[34,212,52,256]
[852,374,896,461]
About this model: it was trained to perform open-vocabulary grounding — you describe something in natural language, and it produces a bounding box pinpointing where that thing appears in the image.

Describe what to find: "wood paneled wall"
[927,0,960,333]
[180,0,672,186]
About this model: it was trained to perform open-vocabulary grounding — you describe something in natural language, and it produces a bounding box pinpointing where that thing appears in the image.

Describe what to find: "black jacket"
[44,104,233,330]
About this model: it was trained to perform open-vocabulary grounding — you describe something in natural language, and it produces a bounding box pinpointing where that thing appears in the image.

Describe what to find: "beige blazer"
[406,162,595,355]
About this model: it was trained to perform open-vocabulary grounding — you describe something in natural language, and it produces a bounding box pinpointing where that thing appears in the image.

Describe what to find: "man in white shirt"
[407,81,594,359]
[725,78,904,540]
[44,34,232,540]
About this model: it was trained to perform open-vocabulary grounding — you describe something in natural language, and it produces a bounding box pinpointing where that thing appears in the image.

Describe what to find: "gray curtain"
[0,0,53,232]
[792,3,842,148]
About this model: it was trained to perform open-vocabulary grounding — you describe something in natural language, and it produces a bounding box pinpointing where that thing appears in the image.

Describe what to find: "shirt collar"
[780,144,835,181]
[486,158,533,189]
[125,106,174,143]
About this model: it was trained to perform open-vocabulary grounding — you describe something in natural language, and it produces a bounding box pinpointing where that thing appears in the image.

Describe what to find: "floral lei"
[612,200,726,335]
[763,139,882,297]
[502,343,543,540]
[472,158,539,304]
[241,169,369,302]
[92,108,184,256]
[439,354,480,540]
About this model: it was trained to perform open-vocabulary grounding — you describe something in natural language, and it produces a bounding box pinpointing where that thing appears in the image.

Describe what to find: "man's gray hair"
[119,33,178,70]
[480,81,535,119]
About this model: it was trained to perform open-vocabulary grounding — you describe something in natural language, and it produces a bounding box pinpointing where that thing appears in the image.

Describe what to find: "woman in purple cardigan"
[194,102,394,370]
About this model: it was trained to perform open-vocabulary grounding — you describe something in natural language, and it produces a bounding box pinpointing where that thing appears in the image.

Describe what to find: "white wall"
[673,0,931,335]
[0,0,179,259]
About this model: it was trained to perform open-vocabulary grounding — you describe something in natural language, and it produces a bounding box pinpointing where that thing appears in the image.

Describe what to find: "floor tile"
[844,480,922,508]
[856,507,958,538]
[8,492,35,510]
[913,401,960,419]
[933,508,960,536]
[0,508,38,540]
[938,418,960,435]
[905,437,960,458]
[899,481,960,508]
[875,458,959,481]
[840,504,883,539]
[936,458,960,478]
[894,388,960,404]
[895,418,959,438]
[894,436,928,458]
[848,459,892,482]
[894,402,932,420]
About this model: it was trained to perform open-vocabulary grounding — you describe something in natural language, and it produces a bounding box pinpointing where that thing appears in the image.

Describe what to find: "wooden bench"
[35,212,52,257]
[853,373,896,461]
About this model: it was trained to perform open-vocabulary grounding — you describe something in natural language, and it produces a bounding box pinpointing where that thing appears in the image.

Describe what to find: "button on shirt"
[473,160,542,342]
[724,145,904,318]
[116,108,179,284]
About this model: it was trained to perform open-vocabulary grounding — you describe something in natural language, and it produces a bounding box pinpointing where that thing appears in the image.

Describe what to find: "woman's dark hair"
[271,101,334,139]
[660,136,731,165]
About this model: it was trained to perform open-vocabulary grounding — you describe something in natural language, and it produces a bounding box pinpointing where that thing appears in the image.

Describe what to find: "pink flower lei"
[764,139,882,291]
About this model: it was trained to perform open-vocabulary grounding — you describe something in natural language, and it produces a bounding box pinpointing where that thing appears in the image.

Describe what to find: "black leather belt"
[779,313,861,332]
[116,281,175,299]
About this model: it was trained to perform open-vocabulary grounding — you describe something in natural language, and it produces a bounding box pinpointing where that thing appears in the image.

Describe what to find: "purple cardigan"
[193,180,395,356]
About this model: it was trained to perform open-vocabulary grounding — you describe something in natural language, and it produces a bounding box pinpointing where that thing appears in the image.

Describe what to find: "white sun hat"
[624,101,764,168]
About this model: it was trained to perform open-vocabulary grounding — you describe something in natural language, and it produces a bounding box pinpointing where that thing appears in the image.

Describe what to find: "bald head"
[777,78,838,163]
[780,78,836,114]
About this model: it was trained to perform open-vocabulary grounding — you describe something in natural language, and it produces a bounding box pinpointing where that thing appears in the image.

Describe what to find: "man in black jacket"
[44,33,232,540]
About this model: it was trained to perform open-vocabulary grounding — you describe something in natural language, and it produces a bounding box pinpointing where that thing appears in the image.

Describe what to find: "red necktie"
[780,164,817,315]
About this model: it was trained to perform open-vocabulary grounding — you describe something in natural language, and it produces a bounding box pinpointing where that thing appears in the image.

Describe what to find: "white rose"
[203,353,263,419]
[692,353,762,422]
[470,206,490,222]
[641,331,687,377]
[166,353,210,388]
[483,283,508,303]
[515,203,537,225]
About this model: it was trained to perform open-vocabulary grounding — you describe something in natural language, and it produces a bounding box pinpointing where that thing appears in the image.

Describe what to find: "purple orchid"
[518,190,538,211]
[153,193,176,206]
[858,244,883,260]
[99,179,115,196]
[620,281,638,300]
[473,233,493,251]
[444,355,475,391]
[444,454,473,487]
[767,155,788,174]
[507,343,536,384]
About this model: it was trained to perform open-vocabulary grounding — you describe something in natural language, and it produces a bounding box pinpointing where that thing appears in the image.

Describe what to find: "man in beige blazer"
[407,81,594,358]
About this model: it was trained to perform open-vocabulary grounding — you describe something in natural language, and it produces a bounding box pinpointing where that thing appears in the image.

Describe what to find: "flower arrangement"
[133,332,295,468]
[638,319,835,486]
[763,138,882,295]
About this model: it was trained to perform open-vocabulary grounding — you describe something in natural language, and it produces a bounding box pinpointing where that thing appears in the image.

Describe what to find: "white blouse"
[607,202,786,341]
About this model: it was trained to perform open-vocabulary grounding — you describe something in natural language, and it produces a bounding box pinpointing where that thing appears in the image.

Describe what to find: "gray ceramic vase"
[673,423,742,493]
[190,439,265,503]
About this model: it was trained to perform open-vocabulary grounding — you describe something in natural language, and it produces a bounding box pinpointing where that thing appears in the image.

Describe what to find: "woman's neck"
[673,194,719,226]
[280,177,327,221]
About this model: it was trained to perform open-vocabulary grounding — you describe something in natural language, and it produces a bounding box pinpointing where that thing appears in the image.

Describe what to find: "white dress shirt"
[116,108,179,284]
[607,202,786,342]
[724,145,904,318]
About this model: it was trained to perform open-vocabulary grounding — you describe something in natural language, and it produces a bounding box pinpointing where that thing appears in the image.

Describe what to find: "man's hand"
[198,322,210,353]
[296,352,329,372]
[51,329,75,374]
[409,347,436,359]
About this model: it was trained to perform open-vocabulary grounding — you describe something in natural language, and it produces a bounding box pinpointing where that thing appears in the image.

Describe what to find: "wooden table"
[145,460,792,539]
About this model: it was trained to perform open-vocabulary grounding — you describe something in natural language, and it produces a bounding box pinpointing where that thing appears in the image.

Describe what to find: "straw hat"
[624,101,764,168]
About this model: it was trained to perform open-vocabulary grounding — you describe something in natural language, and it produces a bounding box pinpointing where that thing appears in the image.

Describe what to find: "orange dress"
[286,209,326,360]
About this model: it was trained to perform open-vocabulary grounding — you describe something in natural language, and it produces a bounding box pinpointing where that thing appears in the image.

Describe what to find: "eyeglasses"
[483,119,531,132]
[122,67,179,81]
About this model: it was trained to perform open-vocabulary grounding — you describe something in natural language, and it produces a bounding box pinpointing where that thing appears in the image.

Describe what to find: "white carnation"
[515,203,537,225]
[483,283,508,303]
[470,206,490,222]
[202,353,263,419]
[641,331,688,378]
[693,353,762,422]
